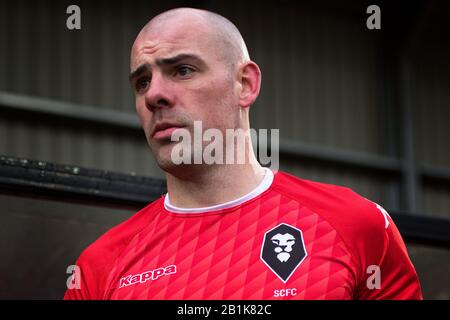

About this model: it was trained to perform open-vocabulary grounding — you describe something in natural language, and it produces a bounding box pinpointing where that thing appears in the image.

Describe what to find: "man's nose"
[144,73,173,112]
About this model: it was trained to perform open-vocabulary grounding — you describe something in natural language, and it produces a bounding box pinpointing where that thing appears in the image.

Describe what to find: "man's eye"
[176,66,195,78]
[135,78,150,92]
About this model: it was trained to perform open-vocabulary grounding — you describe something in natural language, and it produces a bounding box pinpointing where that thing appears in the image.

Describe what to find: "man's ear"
[238,61,261,108]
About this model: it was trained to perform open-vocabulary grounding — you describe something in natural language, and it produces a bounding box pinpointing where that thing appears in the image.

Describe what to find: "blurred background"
[0,0,449,299]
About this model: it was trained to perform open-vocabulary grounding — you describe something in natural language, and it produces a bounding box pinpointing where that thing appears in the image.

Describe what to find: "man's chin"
[154,152,204,179]
[152,146,185,170]
[156,160,202,179]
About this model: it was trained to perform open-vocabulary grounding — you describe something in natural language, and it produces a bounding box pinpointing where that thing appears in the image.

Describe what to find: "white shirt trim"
[164,168,274,214]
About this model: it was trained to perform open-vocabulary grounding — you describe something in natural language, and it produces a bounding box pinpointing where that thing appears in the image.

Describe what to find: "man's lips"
[152,123,185,140]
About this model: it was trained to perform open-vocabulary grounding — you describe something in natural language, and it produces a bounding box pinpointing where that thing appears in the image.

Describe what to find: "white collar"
[164,168,274,214]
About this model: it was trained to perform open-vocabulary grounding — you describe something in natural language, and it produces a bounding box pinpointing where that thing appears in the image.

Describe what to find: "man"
[64,7,422,300]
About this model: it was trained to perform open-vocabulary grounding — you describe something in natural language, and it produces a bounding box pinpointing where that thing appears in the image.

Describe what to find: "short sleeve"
[355,204,422,300]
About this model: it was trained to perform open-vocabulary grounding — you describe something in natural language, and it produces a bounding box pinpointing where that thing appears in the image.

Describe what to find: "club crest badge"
[260,223,307,282]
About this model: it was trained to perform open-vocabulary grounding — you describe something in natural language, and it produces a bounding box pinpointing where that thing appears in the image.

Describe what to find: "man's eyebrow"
[129,63,151,83]
[156,53,205,67]
[129,54,206,83]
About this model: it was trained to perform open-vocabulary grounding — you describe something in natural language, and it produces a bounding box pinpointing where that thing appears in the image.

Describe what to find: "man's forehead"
[131,24,215,69]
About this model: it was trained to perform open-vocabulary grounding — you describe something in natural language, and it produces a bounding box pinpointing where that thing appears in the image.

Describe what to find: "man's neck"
[166,163,266,208]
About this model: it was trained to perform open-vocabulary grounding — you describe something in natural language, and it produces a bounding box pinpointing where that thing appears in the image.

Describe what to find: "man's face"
[130,18,240,173]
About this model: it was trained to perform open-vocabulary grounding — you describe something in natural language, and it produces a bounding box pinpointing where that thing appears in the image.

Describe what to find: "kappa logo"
[261,223,307,282]
[119,265,176,288]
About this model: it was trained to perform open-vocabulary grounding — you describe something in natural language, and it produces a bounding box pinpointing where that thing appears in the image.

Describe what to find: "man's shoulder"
[272,170,389,242]
[273,170,377,210]
[66,197,165,299]
[77,197,165,268]
[273,170,354,198]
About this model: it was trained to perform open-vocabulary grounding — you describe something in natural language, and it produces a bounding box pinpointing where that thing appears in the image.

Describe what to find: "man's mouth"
[152,122,185,140]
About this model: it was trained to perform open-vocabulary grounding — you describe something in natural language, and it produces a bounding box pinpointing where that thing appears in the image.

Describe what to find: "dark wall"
[0,194,134,299]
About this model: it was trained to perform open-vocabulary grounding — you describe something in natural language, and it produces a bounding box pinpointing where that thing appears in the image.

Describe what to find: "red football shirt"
[64,170,422,300]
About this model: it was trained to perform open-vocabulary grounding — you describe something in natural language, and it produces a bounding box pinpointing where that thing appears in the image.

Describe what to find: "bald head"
[134,8,250,68]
